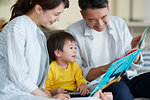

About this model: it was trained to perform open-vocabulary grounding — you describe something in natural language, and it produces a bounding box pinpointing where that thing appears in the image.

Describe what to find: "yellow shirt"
[45,61,87,91]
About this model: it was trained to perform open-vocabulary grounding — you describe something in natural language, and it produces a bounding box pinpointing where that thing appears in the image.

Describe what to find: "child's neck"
[56,60,68,69]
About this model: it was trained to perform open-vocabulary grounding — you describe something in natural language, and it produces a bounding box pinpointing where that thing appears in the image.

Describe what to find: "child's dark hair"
[47,31,75,61]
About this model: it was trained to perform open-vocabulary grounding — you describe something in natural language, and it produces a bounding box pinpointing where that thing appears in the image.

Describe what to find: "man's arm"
[86,65,109,81]
[86,59,119,81]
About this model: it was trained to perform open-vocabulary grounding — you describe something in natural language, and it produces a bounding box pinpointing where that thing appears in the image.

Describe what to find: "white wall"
[115,0,147,22]
[0,0,16,21]
[50,0,82,29]
[0,0,149,29]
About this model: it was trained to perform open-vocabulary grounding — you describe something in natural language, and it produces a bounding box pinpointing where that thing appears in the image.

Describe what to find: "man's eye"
[89,19,96,22]
[102,15,107,19]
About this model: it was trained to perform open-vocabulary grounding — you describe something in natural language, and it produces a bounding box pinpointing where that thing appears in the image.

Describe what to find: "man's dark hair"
[78,0,108,10]
[47,31,75,61]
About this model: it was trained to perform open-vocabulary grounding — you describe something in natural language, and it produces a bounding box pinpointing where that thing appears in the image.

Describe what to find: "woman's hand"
[31,88,52,98]
[41,88,52,97]
[55,88,67,94]
[77,83,89,96]
[50,88,67,96]
[53,93,70,100]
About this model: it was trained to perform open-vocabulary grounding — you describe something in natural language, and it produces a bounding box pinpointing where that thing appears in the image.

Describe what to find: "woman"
[0,0,70,100]
[0,0,112,100]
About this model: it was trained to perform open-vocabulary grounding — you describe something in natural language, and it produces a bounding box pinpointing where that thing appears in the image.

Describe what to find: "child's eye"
[70,47,73,49]
[75,46,77,49]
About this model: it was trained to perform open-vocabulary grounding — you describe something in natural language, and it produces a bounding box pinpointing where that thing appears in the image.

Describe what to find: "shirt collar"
[23,15,38,31]
[108,17,118,42]
[83,17,118,42]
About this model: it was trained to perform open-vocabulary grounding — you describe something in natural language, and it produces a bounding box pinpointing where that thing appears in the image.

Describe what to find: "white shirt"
[90,28,111,67]
[0,15,49,100]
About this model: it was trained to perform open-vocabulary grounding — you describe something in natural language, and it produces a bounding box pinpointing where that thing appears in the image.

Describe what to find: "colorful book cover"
[89,27,148,96]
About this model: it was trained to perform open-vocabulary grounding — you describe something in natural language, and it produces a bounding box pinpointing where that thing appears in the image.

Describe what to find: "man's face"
[81,7,110,32]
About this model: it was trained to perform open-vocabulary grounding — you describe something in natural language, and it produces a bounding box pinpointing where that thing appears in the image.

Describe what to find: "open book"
[89,27,148,96]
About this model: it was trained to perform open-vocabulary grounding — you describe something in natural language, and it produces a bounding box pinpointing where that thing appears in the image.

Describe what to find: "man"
[66,0,150,100]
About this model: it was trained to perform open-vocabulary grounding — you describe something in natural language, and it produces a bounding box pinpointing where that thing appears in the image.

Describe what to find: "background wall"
[0,0,16,21]
[0,0,149,30]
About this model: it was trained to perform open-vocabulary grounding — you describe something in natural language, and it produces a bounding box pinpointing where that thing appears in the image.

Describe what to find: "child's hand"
[53,93,70,100]
[55,88,67,94]
[50,88,67,96]
[77,83,89,96]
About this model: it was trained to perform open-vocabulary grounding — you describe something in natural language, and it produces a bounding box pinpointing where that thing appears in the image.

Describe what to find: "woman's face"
[37,2,65,27]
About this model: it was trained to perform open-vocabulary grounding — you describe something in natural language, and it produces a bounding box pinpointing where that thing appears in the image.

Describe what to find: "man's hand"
[131,35,145,64]
[131,35,145,50]
[77,83,89,96]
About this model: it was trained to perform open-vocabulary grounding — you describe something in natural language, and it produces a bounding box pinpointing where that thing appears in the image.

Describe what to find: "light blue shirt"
[66,16,144,84]
[0,15,49,100]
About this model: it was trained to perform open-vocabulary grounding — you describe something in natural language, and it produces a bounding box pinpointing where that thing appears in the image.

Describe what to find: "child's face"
[59,40,77,63]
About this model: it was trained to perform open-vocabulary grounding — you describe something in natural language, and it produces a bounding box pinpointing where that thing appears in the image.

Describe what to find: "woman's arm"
[31,88,52,98]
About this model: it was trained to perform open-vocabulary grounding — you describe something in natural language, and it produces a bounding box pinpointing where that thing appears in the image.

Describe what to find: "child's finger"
[80,89,86,96]
[77,87,80,92]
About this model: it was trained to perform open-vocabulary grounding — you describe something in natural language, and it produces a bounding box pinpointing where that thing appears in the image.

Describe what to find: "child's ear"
[54,49,61,57]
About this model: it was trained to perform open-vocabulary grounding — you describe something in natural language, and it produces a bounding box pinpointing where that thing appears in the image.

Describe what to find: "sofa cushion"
[142,51,150,67]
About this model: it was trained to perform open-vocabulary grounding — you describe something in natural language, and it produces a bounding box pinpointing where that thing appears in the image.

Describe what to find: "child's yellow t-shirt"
[45,61,87,91]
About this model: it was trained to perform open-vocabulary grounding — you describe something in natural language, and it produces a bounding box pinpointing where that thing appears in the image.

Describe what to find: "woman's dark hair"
[10,0,69,21]
[78,0,108,10]
[47,31,75,61]
[0,0,69,30]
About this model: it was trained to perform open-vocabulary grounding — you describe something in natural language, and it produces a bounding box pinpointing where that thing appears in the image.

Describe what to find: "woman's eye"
[54,13,60,16]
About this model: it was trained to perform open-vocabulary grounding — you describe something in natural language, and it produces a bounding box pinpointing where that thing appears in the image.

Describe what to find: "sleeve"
[7,22,38,93]
[76,44,92,79]
[74,62,87,87]
[121,18,144,71]
[45,64,54,90]
[121,18,133,53]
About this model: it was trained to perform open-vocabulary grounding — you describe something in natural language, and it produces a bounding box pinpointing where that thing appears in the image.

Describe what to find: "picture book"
[89,27,148,96]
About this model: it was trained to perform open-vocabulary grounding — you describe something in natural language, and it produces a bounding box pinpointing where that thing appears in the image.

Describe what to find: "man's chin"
[95,28,104,32]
